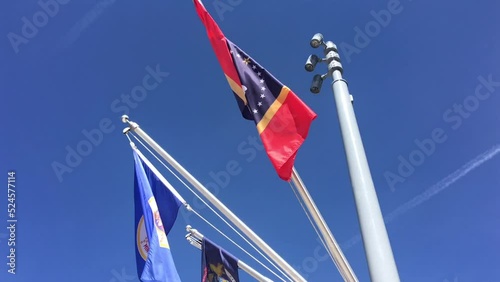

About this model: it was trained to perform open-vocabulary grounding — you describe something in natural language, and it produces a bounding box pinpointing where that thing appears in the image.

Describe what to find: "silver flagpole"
[304,34,400,281]
[130,141,188,206]
[186,226,273,282]
[290,167,358,282]
[121,115,306,282]
[132,139,273,281]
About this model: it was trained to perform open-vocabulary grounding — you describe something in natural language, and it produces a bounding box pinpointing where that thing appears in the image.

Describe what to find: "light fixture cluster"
[304,33,343,94]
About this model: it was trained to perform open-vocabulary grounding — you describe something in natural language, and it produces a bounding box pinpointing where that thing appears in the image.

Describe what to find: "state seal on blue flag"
[133,151,182,282]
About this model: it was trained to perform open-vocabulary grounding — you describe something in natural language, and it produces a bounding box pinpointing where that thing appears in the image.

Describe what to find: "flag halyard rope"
[129,133,291,282]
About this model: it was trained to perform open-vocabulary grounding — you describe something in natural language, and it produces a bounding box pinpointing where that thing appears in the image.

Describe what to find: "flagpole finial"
[122,127,136,149]
[121,115,129,123]
[121,115,139,130]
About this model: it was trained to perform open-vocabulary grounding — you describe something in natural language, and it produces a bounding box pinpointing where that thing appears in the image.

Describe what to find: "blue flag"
[133,151,182,282]
[202,237,240,282]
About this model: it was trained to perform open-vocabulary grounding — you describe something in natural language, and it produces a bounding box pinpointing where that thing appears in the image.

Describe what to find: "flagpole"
[186,226,274,282]
[130,142,188,205]
[290,167,358,282]
[131,139,273,281]
[121,115,306,282]
[304,34,400,281]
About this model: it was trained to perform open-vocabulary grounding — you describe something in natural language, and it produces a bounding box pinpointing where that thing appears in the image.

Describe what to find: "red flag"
[194,0,317,181]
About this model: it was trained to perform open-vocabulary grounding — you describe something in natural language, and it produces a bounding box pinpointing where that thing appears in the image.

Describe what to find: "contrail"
[341,144,500,249]
[60,0,117,48]
[384,144,500,223]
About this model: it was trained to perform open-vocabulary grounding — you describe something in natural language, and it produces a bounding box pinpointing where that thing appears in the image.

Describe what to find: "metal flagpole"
[130,138,275,281]
[130,141,189,206]
[121,115,306,282]
[290,167,358,282]
[304,34,400,282]
[186,226,273,282]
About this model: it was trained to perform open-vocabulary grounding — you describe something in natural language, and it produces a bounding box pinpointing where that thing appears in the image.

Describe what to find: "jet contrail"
[341,144,500,249]
[60,0,117,48]
[384,144,500,223]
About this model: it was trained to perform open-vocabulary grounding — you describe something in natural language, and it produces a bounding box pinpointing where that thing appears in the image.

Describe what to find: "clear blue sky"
[2,0,500,281]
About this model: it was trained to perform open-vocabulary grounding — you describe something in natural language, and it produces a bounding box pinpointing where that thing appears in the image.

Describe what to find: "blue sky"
[2,0,500,281]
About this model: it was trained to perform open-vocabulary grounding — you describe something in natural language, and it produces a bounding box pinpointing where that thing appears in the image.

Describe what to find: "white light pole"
[304,33,400,282]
